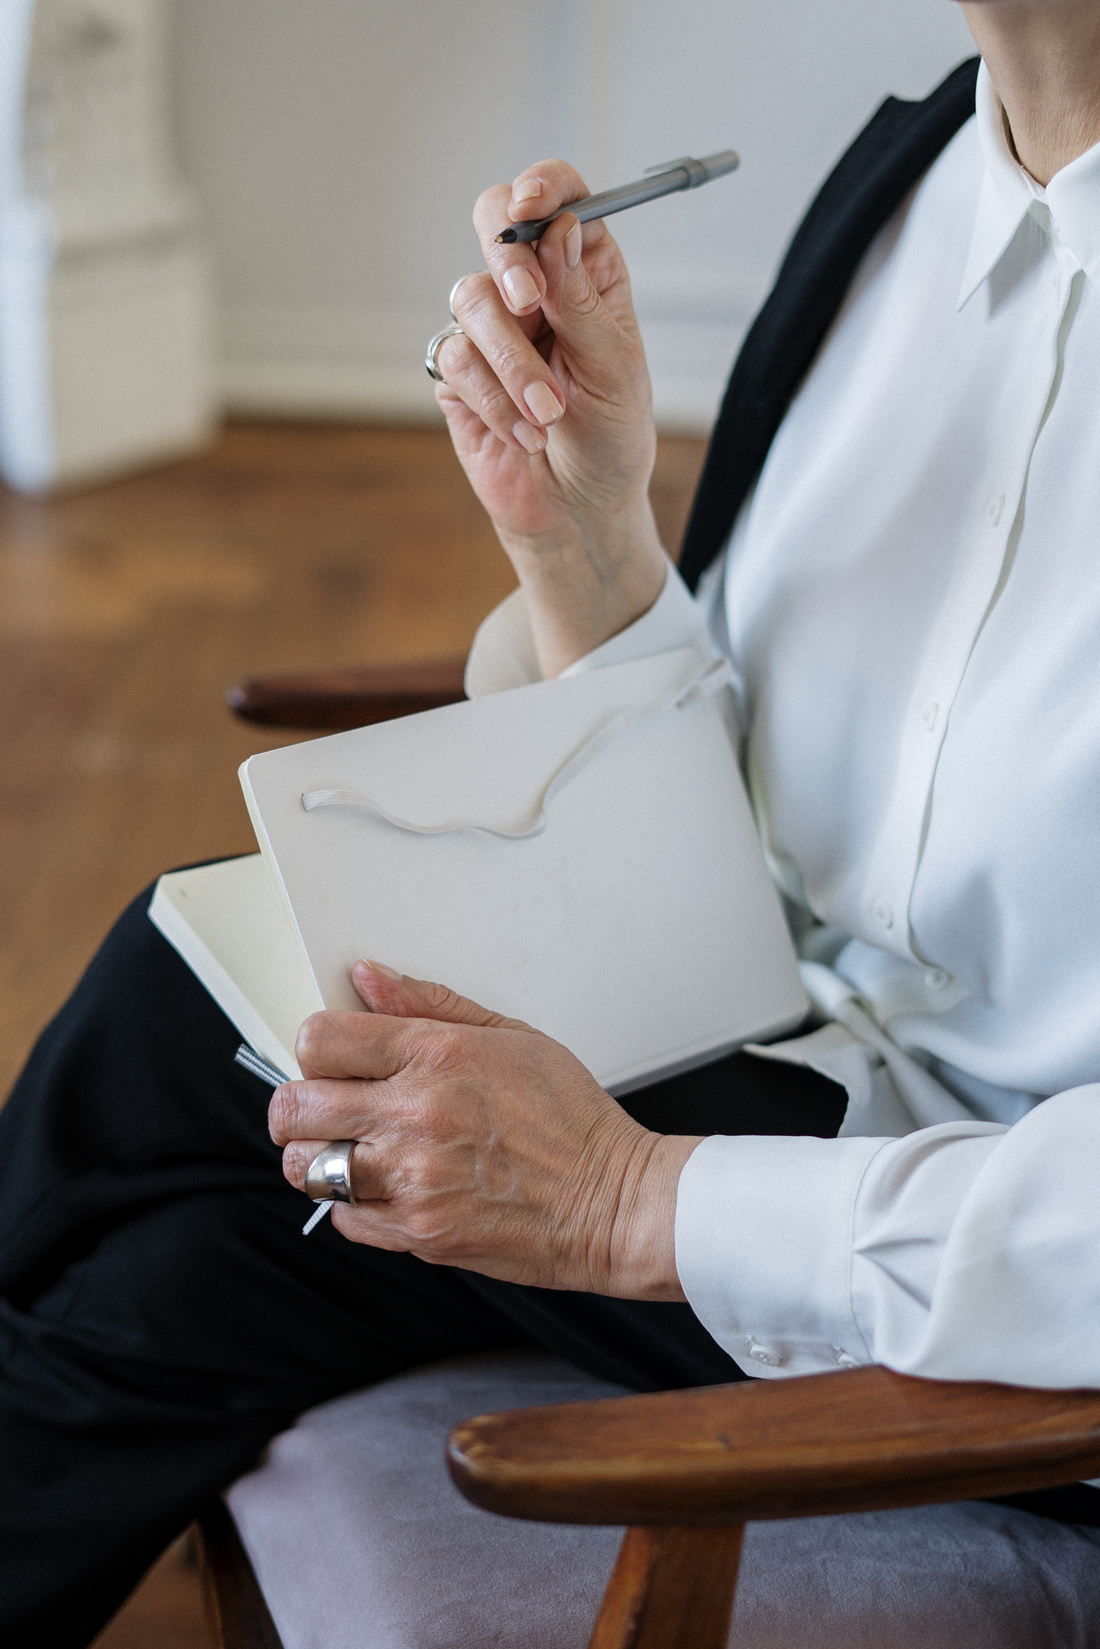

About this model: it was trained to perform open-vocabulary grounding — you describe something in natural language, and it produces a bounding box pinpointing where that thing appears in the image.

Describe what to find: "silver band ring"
[425,324,464,383]
[304,1139,357,1204]
[449,274,481,322]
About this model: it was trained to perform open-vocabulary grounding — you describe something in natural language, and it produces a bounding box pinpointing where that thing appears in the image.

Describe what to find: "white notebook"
[150,853,319,1078]
[152,646,806,1093]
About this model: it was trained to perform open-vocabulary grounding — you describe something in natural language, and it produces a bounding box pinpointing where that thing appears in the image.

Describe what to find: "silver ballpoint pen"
[495,149,739,245]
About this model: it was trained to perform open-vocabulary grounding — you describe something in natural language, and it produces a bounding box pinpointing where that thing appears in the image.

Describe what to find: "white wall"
[172,0,974,431]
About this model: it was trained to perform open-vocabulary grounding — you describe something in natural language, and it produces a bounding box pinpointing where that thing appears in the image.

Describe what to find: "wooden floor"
[1,420,706,1645]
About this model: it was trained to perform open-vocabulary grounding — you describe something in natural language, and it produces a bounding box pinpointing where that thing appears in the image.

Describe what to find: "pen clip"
[643,156,695,176]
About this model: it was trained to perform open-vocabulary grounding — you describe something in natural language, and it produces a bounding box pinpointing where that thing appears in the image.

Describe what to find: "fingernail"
[523,380,565,425]
[512,419,547,454]
[513,176,542,204]
[358,958,403,981]
[564,222,582,269]
[503,266,540,310]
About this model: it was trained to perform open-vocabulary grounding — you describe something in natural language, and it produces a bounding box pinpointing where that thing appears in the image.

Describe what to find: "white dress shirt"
[465,63,1100,1390]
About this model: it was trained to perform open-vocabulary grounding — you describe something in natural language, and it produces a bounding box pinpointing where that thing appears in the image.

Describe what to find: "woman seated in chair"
[3,2,1100,1641]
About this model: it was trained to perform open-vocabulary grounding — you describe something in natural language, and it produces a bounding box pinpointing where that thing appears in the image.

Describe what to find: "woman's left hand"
[269,962,700,1300]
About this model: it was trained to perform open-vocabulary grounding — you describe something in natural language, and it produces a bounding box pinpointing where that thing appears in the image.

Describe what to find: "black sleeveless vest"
[677,57,980,591]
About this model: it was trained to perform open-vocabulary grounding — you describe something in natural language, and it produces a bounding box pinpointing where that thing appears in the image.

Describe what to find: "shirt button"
[835,1350,859,1368]
[873,897,893,929]
[925,967,950,989]
[986,494,1005,526]
[748,1342,782,1367]
[920,700,939,731]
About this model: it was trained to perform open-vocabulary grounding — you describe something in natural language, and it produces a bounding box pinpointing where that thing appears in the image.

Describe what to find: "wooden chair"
[206,663,1100,1646]
[226,658,467,732]
[198,1364,1100,1648]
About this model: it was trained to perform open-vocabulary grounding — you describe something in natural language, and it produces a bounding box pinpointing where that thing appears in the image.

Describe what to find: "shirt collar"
[958,60,1100,308]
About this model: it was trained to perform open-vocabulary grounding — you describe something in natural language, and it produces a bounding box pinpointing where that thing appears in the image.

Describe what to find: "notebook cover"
[240,648,807,1095]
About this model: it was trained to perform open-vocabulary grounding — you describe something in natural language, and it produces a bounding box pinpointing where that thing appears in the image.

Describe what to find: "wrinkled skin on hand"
[270,962,700,1301]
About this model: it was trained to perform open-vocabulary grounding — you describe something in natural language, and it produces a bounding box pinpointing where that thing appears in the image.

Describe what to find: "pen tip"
[496,229,516,244]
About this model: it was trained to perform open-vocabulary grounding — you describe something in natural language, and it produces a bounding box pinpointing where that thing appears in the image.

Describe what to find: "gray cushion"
[226,1350,1100,1649]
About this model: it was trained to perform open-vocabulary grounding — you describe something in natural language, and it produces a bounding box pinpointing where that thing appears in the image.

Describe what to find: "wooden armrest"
[226,658,467,731]
[197,1499,283,1649]
[448,1364,1100,1526]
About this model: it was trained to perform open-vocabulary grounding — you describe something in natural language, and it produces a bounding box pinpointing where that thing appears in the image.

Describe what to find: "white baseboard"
[222,356,444,423]
[220,304,442,423]
[220,273,764,433]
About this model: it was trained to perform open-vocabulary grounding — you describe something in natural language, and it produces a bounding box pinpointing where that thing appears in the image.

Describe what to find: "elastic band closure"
[301,657,732,840]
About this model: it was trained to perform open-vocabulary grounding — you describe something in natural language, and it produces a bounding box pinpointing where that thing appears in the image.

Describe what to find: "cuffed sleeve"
[676,1086,1100,1390]
[464,588,542,698]
[558,560,710,677]
[463,559,710,699]
[851,1086,1100,1387]
[675,1131,883,1378]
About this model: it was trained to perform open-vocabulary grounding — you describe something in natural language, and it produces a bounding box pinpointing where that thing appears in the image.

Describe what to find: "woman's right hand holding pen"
[435,161,668,678]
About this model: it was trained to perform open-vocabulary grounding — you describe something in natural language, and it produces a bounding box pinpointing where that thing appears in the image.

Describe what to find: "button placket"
[872,897,893,931]
[858,285,1069,960]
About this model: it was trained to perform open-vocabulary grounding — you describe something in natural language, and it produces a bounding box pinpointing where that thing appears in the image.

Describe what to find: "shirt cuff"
[464,588,541,698]
[674,1132,886,1378]
[463,559,709,699]
[559,560,711,677]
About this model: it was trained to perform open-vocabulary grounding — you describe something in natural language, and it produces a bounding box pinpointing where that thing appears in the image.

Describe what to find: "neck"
[959,1,1100,184]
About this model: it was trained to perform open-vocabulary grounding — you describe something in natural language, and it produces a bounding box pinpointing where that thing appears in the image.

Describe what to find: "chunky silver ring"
[425,324,465,382]
[304,1140,357,1204]
[449,274,481,322]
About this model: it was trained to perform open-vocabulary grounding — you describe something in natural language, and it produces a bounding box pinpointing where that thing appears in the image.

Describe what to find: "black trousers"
[0,881,1091,1646]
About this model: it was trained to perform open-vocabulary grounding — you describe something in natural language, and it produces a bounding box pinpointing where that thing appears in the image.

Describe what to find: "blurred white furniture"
[0,0,215,491]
